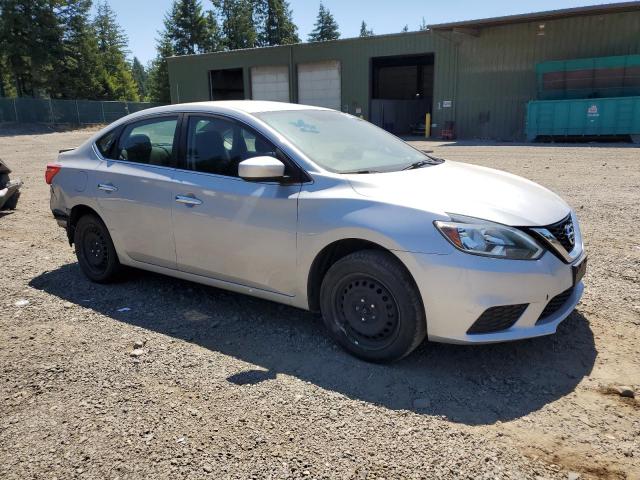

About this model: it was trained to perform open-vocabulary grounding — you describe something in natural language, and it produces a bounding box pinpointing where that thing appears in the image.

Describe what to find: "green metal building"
[167,2,640,140]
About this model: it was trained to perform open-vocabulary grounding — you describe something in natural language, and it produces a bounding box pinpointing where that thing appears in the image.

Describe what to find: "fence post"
[48,99,54,125]
[13,98,18,122]
[75,100,80,125]
[101,102,106,123]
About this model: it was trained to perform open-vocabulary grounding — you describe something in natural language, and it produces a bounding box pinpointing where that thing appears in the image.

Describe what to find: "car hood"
[347,161,570,227]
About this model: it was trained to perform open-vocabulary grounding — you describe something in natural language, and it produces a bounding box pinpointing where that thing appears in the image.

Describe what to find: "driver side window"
[185,116,278,177]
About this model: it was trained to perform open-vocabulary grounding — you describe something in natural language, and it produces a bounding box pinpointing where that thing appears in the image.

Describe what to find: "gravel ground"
[0,126,638,480]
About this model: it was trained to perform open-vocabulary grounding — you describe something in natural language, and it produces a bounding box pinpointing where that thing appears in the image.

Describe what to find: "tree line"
[0,0,427,103]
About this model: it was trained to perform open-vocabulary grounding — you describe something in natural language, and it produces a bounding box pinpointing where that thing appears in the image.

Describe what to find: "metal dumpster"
[526,96,640,141]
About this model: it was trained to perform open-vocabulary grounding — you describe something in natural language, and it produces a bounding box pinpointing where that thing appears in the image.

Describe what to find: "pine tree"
[0,54,17,97]
[419,17,428,31]
[93,1,139,100]
[201,10,223,52]
[401,24,409,33]
[148,0,223,103]
[0,5,16,97]
[308,2,339,42]
[131,57,148,100]
[164,0,219,55]
[147,33,174,103]
[53,0,104,99]
[359,20,373,37]
[216,0,257,50]
[255,0,299,47]
[0,0,63,97]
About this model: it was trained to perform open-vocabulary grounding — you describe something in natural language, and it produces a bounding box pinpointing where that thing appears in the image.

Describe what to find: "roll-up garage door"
[250,65,290,102]
[297,61,341,110]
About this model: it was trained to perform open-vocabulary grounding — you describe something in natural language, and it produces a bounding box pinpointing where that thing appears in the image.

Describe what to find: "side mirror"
[238,156,285,181]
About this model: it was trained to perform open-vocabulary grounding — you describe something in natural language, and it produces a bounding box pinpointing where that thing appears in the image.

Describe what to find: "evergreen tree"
[131,56,148,100]
[401,24,409,33]
[255,0,299,47]
[147,33,174,103]
[0,0,63,97]
[164,0,219,55]
[308,2,339,42]
[419,17,428,31]
[0,54,17,97]
[93,1,139,100]
[148,0,224,103]
[201,10,223,52]
[0,4,16,97]
[53,0,103,99]
[216,0,257,50]
[359,20,373,37]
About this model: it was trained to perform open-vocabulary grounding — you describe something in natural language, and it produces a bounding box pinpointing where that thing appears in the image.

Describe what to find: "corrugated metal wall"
[167,10,640,140]
[453,10,640,139]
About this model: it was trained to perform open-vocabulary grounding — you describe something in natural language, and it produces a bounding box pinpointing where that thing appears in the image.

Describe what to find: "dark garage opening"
[370,54,434,135]
[209,68,245,100]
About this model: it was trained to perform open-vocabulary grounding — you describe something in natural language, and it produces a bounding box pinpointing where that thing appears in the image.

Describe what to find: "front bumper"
[395,248,585,344]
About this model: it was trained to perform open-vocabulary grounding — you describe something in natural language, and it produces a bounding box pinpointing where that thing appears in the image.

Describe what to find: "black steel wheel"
[320,250,426,363]
[74,214,121,283]
[334,274,400,351]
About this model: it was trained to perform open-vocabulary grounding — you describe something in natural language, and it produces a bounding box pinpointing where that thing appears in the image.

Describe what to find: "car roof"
[147,100,330,115]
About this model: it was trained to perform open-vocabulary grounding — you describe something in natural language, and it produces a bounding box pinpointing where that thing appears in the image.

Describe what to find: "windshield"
[255,110,440,173]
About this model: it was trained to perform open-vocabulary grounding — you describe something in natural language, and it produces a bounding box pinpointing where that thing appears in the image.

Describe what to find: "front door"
[95,115,179,269]
[171,114,300,296]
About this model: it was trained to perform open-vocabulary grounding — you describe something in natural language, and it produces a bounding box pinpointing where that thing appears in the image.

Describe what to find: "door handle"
[175,195,203,206]
[98,183,118,193]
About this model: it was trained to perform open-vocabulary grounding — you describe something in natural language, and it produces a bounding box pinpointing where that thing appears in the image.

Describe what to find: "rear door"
[171,114,301,295]
[94,115,179,269]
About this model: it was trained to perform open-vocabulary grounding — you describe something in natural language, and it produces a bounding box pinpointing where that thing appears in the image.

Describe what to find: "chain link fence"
[0,98,164,125]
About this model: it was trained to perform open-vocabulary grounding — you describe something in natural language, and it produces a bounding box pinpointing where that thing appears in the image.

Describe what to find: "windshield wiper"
[342,169,381,174]
[402,157,444,170]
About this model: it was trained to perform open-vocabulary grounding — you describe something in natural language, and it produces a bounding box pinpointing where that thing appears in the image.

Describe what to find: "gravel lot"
[1,126,638,480]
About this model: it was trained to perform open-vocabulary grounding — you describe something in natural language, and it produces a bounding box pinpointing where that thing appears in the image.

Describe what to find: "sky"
[98,0,621,65]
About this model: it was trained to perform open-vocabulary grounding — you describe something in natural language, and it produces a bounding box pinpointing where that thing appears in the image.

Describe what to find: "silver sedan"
[47,101,586,362]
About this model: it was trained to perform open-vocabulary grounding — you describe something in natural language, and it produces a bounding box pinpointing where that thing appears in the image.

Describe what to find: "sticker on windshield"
[289,119,319,134]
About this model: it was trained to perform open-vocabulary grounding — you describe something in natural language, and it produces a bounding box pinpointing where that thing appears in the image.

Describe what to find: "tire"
[73,214,121,283]
[319,250,427,363]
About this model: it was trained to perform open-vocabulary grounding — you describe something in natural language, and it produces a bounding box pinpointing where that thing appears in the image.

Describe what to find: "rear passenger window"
[116,117,178,166]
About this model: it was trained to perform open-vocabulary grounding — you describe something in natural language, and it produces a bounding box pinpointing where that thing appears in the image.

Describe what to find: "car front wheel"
[319,250,427,363]
[74,214,121,283]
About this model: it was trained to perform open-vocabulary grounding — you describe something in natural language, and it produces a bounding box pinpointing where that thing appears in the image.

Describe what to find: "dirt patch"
[1,129,639,479]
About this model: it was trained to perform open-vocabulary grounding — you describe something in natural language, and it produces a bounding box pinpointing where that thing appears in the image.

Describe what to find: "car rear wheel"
[74,214,121,283]
[319,250,426,362]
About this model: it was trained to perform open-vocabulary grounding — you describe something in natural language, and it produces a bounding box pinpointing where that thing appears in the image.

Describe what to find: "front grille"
[545,215,575,253]
[467,304,528,334]
[536,287,574,324]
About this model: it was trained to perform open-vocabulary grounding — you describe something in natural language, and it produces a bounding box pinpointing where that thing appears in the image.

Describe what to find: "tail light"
[45,164,62,185]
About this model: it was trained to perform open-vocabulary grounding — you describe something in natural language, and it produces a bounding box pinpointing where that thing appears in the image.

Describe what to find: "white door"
[251,65,290,102]
[297,60,341,110]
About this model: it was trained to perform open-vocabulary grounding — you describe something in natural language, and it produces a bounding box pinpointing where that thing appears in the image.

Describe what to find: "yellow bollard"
[425,113,431,138]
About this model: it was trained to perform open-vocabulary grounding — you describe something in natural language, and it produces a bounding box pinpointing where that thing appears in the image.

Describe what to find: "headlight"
[434,215,544,260]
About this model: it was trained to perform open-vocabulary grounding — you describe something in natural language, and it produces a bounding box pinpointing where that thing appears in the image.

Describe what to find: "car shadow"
[29,263,597,426]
